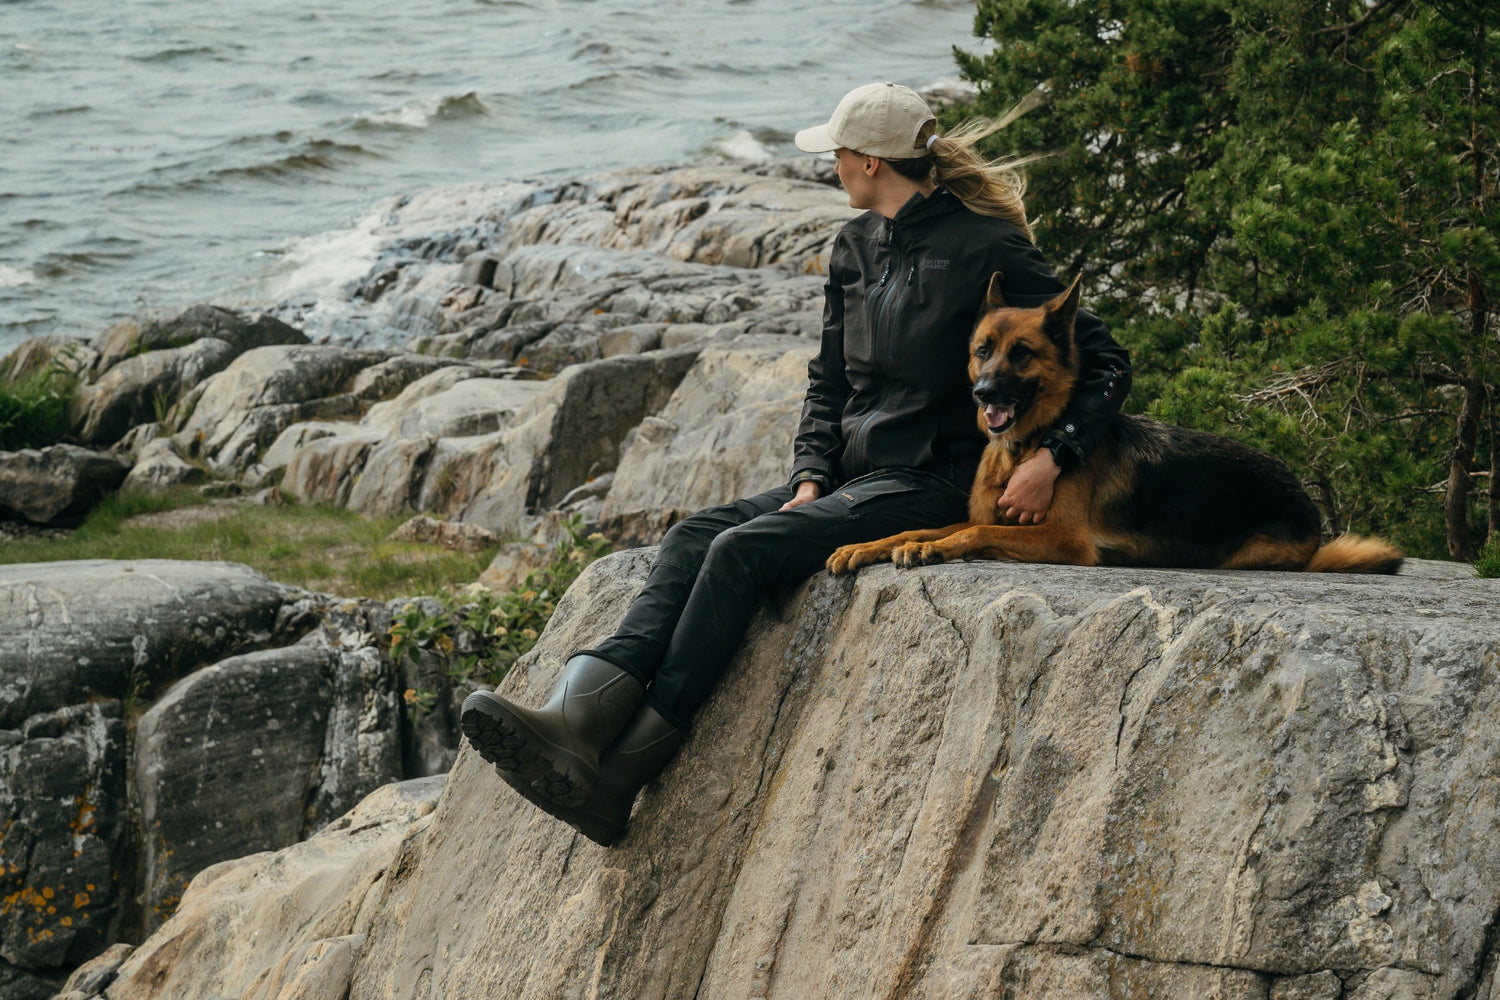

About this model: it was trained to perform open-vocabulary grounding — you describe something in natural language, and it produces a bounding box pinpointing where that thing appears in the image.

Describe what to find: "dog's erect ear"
[1042,275,1082,357]
[983,271,1007,311]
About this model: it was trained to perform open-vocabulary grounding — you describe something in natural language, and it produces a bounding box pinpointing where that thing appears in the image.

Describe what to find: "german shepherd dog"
[826,275,1402,576]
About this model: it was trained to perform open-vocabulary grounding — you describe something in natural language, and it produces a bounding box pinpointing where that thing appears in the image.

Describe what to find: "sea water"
[0,0,988,355]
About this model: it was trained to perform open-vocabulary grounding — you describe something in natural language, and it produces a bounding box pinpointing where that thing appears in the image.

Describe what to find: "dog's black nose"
[972,379,1002,405]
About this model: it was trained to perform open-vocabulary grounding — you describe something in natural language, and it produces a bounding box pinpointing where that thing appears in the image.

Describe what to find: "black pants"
[579,468,969,729]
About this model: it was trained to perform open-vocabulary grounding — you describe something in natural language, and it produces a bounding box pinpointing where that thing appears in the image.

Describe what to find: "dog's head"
[968,273,1082,441]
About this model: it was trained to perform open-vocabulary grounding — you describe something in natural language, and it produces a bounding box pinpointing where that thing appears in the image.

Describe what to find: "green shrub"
[1476,534,1500,580]
[0,362,75,450]
[390,516,613,688]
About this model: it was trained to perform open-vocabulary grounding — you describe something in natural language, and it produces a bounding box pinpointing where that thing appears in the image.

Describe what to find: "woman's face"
[834,148,876,210]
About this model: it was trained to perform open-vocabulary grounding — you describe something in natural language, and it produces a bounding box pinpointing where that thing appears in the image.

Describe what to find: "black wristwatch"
[1040,426,1085,469]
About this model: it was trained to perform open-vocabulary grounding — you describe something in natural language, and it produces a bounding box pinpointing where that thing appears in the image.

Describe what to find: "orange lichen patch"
[74,892,91,909]
[70,791,97,837]
[41,886,54,899]
[60,916,73,927]
[3,886,54,915]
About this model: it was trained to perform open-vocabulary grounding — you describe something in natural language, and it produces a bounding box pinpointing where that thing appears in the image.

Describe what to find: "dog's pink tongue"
[985,404,1015,430]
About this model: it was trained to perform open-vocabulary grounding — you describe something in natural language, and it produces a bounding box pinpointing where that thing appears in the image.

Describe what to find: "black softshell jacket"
[792,188,1131,492]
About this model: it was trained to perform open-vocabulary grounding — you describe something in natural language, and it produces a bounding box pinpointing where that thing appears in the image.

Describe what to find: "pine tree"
[957,0,1499,560]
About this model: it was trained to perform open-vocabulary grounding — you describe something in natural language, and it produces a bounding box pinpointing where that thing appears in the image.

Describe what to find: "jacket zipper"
[868,223,908,366]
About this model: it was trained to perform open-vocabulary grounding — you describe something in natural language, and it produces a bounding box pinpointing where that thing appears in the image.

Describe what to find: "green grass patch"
[0,489,500,599]
[0,363,76,450]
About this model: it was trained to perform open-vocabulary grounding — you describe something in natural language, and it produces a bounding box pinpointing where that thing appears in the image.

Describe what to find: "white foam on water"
[354,92,487,130]
[0,265,35,288]
[268,207,394,303]
[262,180,538,308]
[712,130,774,162]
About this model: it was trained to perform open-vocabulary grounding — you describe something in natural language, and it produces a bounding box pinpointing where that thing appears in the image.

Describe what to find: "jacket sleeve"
[790,242,852,490]
[986,229,1132,467]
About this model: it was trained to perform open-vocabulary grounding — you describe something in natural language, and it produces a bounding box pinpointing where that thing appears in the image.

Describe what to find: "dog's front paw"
[893,542,947,568]
[826,544,870,575]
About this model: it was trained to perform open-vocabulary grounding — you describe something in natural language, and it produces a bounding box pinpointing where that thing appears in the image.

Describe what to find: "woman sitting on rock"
[461,81,1131,846]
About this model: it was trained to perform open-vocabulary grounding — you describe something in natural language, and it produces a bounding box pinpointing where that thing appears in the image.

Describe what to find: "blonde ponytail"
[918,116,1039,242]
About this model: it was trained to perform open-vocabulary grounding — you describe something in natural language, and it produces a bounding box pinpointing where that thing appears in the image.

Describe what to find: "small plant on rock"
[388,516,613,686]
[1475,534,1500,580]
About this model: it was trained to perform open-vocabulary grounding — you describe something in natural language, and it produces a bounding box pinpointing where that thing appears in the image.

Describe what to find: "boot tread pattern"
[461,698,593,808]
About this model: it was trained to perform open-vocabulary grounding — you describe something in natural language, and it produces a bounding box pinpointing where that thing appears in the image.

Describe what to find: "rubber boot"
[460,654,644,808]
[483,703,686,847]
[567,703,686,847]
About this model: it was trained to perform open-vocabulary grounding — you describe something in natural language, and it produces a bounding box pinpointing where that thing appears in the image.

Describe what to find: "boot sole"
[460,692,597,808]
[488,765,626,847]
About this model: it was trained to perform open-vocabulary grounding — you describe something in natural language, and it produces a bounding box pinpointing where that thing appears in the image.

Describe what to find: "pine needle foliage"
[956,0,1499,561]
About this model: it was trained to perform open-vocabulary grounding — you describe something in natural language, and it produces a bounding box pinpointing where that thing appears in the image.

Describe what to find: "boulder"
[454,347,701,532]
[175,345,389,474]
[342,435,439,518]
[388,515,500,553]
[599,334,814,536]
[0,445,130,525]
[0,560,308,729]
[476,539,555,592]
[305,601,406,826]
[258,420,348,474]
[128,602,402,936]
[488,165,855,269]
[0,336,94,384]
[346,352,463,401]
[118,436,204,493]
[99,778,442,1000]
[0,702,126,976]
[275,369,547,516]
[90,305,306,379]
[278,427,387,509]
[56,943,133,997]
[360,368,546,438]
[85,552,1500,1000]
[70,338,239,447]
[132,646,339,931]
[279,347,700,531]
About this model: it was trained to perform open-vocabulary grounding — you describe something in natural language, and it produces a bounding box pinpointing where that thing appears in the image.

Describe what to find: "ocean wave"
[128,44,236,63]
[123,138,376,195]
[210,139,373,180]
[0,265,36,288]
[25,104,92,120]
[33,242,141,278]
[353,92,488,131]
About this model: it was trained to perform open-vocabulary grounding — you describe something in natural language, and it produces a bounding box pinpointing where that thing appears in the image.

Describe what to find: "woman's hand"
[998,449,1061,524]
[780,480,822,511]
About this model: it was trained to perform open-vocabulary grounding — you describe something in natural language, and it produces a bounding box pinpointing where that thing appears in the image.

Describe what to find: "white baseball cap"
[794,82,936,159]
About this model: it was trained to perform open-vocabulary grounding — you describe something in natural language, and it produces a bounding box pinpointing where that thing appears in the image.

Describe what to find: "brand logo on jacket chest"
[920,259,950,270]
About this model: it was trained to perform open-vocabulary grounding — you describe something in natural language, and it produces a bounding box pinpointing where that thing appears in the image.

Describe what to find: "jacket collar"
[891,187,960,226]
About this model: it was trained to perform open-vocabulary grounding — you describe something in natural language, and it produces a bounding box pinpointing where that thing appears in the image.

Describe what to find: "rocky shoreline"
[2,159,853,999]
[2,161,848,544]
[3,159,1497,1000]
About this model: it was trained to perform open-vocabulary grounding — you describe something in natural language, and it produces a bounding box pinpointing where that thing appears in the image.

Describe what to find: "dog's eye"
[974,342,992,360]
[1008,344,1033,365]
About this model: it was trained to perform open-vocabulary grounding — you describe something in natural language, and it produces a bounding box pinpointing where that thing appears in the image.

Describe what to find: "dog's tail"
[1304,534,1404,575]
